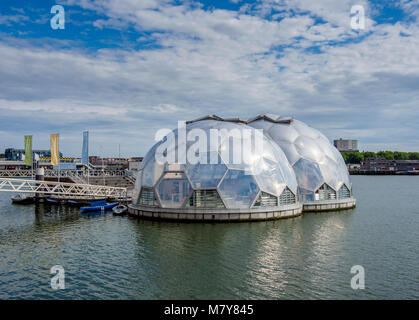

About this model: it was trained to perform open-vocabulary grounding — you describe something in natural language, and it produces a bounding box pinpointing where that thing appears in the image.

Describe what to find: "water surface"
[0,176,418,299]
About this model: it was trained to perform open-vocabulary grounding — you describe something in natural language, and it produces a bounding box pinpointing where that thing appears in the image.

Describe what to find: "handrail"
[0,178,128,199]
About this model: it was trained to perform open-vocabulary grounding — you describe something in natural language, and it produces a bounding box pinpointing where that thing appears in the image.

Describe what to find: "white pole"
[101,145,105,186]
[31,151,34,179]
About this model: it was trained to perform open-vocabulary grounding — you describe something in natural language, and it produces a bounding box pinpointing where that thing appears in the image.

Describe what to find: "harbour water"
[0,175,417,299]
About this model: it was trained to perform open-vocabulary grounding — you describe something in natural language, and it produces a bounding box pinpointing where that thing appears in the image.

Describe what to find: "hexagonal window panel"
[293,158,324,192]
[318,156,340,191]
[268,123,299,144]
[156,172,192,208]
[276,141,300,166]
[218,170,260,208]
[186,153,227,189]
[253,158,286,196]
[294,135,325,164]
[292,120,320,139]
[142,157,165,188]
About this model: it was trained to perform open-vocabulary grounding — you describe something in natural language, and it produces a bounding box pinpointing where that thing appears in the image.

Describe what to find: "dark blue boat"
[80,200,118,213]
[46,198,60,204]
[67,199,89,207]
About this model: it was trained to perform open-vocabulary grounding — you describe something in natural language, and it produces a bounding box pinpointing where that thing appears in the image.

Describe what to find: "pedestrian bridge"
[0,178,128,200]
[0,169,127,178]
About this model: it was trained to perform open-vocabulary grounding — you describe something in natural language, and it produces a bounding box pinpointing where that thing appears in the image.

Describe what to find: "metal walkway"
[0,178,128,200]
[0,169,126,178]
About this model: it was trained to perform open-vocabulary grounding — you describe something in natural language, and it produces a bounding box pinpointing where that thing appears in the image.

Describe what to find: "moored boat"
[80,200,118,213]
[11,194,35,205]
[112,204,128,216]
[46,198,60,204]
[67,199,90,207]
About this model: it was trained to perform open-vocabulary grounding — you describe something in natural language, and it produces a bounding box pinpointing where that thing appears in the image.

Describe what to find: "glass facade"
[133,120,298,209]
[247,115,352,201]
[132,115,352,210]
[186,189,225,208]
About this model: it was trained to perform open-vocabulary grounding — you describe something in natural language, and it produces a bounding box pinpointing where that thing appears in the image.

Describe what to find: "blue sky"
[0,0,418,157]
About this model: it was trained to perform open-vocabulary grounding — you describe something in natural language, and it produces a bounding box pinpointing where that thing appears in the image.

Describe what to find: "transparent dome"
[247,115,352,202]
[133,119,299,209]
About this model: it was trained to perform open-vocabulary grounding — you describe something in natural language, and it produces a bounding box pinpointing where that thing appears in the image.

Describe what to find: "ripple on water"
[0,176,419,299]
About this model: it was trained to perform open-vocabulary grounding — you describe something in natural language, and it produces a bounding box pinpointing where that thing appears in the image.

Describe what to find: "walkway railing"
[0,169,126,178]
[0,178,128,199]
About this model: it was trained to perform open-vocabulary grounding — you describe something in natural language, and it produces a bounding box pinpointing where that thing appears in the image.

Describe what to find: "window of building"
[315,183,336,200]
[254,191,278,207]
[338,184,351,199]
[186,189,225,208]
[279,187,296,205]
[138,187,158,206]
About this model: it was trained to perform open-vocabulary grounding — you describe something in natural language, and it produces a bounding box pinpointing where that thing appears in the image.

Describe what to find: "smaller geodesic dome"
[133,117,299,210]
[247,114,352,202]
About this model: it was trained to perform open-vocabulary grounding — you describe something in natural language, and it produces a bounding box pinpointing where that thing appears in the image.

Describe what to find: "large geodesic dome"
[247,114,352,202]
[133,118,299,210]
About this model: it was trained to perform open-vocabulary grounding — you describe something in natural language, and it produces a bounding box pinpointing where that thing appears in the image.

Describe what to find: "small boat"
[46,198,60,204]
[11,194,35,205]
[67,200,89,207]
[112,204,128,216]
[80,200,118,213]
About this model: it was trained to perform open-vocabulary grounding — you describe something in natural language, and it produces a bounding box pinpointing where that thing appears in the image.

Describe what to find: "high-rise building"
[333,139,359,152]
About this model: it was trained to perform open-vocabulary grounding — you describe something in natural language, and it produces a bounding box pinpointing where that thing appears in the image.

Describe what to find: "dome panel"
[293,120,320,139]
[318,156,339,190]
[293,158,324,192]
[316,134,336,160]
[186,152,227,189]
[280,158,298,194]
[253,159,286,196]
[277,142,300,166]
[218,170,260,208]
[294,136,325,164]
[336,157,351,188]
[132,169,143,204]
[156,172,192,208]
[142,157,164,187]
[219,133,248,170]
[268,124,299,143]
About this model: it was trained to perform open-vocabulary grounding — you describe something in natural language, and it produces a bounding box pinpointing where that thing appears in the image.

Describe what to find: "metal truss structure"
[0,169,126,178]
[0,178,128,199]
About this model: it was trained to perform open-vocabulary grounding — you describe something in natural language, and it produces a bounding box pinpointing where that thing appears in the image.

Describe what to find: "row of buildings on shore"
[333,139,419,174]
[3,141,419,175]
[351,158,419,174]
[0,148,143,171]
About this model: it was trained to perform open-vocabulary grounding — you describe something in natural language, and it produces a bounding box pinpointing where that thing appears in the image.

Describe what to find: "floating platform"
[128,203,303,222]
[302,198,356,212]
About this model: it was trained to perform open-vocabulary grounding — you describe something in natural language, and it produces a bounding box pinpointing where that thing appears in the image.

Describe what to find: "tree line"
[341,151,419,164]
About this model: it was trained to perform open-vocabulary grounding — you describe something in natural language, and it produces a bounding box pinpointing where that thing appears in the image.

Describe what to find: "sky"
[0,0,418,157]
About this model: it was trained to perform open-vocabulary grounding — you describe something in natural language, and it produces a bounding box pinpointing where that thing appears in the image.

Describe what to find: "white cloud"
[0,14,29,26]
[0,0,418,155]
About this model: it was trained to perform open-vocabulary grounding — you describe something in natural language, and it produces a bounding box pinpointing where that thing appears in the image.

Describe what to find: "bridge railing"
[0,169,126,178]
[0,178,128,199]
